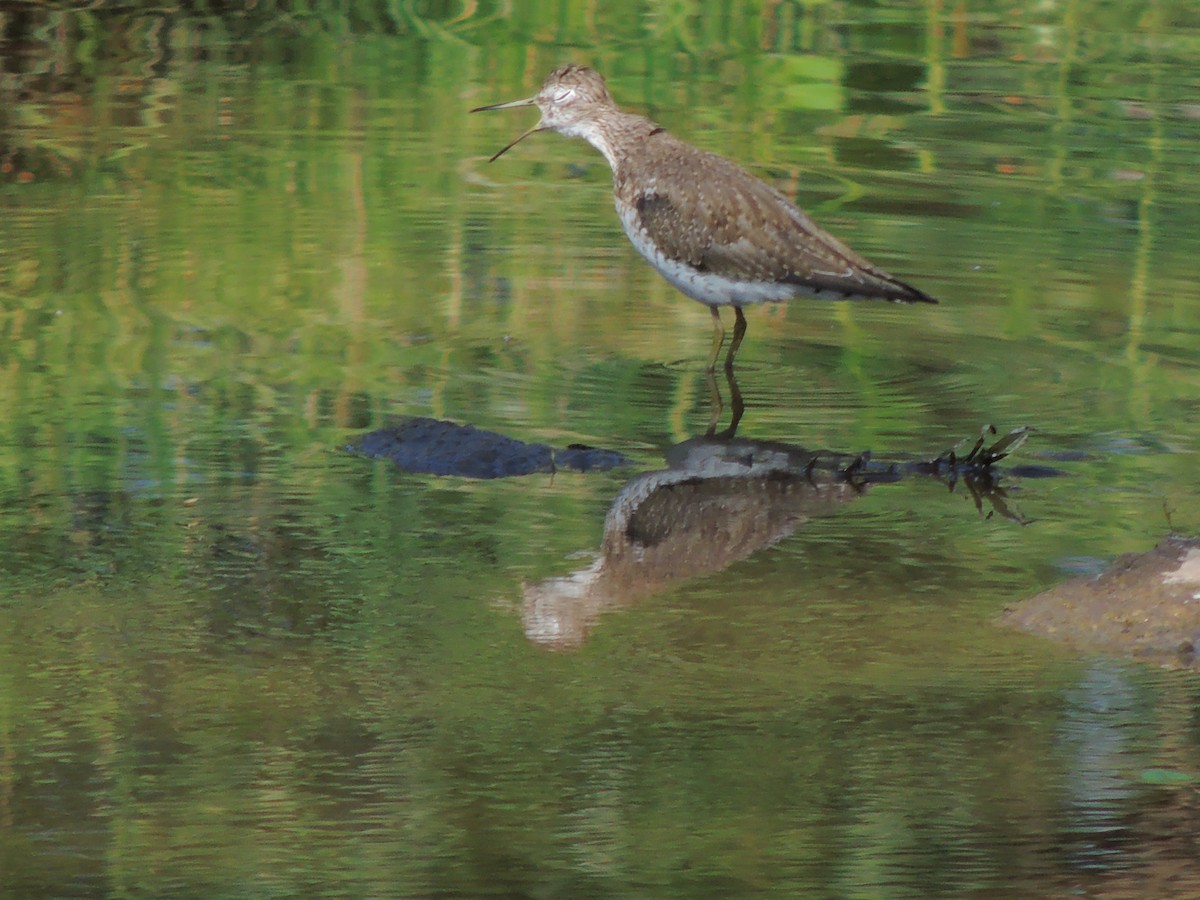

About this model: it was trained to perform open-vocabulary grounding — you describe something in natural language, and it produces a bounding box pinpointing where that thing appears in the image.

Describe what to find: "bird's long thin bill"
[470,96,537,113]
[485,124,541,162]
[470,96,541,162]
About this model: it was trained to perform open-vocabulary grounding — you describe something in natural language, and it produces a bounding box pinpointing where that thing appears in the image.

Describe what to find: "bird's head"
[471,65,616,162]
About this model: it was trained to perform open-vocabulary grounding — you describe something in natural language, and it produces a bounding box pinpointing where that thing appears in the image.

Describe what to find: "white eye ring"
[554,88,575,102]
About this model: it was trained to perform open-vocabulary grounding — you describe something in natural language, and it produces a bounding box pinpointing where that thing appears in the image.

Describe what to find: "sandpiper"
[472,65,937,371]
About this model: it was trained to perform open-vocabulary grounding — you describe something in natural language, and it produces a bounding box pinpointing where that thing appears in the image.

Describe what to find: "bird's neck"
[561,110,661,174]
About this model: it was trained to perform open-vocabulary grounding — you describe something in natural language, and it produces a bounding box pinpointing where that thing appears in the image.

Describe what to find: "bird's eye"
[554,88,575,103]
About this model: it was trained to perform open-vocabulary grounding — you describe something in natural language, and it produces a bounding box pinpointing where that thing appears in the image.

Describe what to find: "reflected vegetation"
[3,2,1200,897]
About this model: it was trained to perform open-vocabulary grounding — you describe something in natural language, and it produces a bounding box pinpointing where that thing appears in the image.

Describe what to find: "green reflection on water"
[2,1,1200,896]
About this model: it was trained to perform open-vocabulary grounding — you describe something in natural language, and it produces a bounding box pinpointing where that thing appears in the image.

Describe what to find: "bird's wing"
[623,136,935,303]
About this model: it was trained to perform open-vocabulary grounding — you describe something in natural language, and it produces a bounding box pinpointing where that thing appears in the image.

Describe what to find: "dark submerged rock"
[350,417,633,478]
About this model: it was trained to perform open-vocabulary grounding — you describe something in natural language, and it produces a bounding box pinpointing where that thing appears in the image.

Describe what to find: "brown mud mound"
[1002,535,1200,668]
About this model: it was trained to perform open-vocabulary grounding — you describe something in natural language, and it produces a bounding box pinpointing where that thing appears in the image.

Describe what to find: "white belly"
[616,202,803,307]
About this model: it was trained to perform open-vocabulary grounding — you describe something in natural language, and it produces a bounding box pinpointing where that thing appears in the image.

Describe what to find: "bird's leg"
[706,307,726,372]
[724,307,747,372]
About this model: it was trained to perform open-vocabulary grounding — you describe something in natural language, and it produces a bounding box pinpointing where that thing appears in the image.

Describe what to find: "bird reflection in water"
[522,420,863,649]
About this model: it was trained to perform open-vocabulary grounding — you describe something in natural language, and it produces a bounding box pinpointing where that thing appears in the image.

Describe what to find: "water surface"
[2,2,1200,896]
